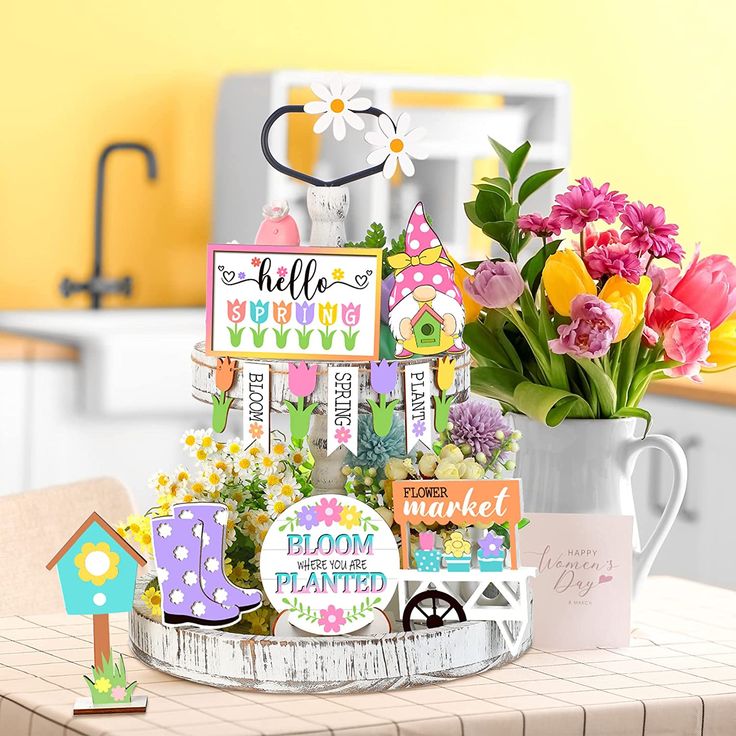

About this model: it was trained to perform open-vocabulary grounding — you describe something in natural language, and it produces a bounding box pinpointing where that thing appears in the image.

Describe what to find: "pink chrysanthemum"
[584,241,645,284]
[517,213,561,238]
[620,202,683,263]
[550,179,625,234]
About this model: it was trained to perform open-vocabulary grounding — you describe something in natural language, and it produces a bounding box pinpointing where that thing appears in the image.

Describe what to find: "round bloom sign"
[260,494,400,636]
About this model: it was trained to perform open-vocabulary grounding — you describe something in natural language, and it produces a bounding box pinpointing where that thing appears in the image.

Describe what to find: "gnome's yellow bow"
[387,246,452,275]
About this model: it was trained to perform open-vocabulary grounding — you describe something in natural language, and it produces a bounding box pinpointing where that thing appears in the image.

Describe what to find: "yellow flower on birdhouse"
[444,531,470,558]
[74,542,120,587]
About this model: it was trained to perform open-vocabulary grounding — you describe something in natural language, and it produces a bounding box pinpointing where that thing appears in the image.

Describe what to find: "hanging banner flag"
[242,362,271,451]
[327,366,359,456]
[404,361,433,452]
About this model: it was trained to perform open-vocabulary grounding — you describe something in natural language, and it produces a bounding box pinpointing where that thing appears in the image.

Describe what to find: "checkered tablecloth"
[1,577,735,735]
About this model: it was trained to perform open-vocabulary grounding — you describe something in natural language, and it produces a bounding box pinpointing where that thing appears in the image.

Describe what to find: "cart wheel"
[402,590,467,632]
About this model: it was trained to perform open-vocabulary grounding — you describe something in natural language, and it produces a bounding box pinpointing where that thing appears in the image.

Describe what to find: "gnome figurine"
[387,203,465,357]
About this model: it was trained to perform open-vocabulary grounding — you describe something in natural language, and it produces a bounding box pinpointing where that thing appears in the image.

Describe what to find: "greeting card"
[521,513,632,650]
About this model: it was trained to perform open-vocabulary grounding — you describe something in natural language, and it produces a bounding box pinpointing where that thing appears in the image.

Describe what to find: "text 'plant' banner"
[403,361,433,452]
[206,244,382,361]
[243,362,271,451]
[327,366,359,456]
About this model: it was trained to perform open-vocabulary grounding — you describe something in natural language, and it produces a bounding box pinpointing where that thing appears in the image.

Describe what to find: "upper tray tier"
[191,341,471,414]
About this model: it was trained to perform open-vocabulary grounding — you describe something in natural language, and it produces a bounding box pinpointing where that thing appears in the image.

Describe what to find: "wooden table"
[2,577,735,736]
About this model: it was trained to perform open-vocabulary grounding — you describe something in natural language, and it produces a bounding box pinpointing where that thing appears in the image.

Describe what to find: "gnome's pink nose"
[413,285,436,303]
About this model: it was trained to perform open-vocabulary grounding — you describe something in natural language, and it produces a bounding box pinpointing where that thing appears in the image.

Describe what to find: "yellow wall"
[2,1,734,309]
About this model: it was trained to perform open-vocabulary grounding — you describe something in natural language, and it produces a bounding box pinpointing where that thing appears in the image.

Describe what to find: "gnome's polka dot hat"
[388,202,462,309]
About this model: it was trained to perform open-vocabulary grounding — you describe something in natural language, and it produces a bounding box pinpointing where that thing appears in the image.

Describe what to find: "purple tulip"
[295,301,315,326]
[549,295,622,359]
[463,260,525,309]
[370,359,398,395]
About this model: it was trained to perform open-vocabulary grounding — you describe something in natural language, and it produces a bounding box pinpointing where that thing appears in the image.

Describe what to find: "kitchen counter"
[1,576,735,735]
[0,333,77,361]
[649,371,736,408]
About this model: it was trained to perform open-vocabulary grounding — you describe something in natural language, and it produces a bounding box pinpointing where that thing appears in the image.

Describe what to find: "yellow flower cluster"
[444,531,471,558]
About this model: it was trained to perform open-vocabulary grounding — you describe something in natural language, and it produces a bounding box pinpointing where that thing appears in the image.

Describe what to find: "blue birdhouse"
[47,512,146,616]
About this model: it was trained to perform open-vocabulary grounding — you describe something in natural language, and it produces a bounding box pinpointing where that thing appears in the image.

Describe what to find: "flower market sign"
[206,244,382,361]
[260,494,400,635]
[393,480,523,570]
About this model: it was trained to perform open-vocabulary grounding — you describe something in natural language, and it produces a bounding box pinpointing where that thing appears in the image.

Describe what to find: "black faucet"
[60,142,158,309]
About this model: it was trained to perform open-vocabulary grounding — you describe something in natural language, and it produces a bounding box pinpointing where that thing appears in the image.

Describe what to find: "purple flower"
[549,295,622,359]
[294,301,315,326]
[517,213,561,238]
[297,506,320,530]
[550,179,626,234]
[412,419,426,437]
[463,260,525,309]
[448,400,511,459]
[478,530,505,558]
[370,359,398,395]
[237,271,246,279]
[584,242,645,284]
[620,201,683,263]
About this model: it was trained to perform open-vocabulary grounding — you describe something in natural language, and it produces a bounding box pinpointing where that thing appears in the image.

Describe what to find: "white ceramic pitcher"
[511,415,687,598]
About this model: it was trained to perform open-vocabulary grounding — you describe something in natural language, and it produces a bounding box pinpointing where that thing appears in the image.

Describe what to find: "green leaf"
[616,320,644,408]
[474,183,512,209]
[470,365,527,406]
[481,176,511,193]
[475,189,507,224]
[507,142,532,186]
[464,201,484,228]
[520,239,563,296]
[464,322,517,369]
[488,138,513,170]
[572,358,617,417]
[364,222,387,249]
[517,517,531,530]
[611,406,652,435]
[512,381,594,426]
[462,260,482,270]
[518,168,565,204]
[481,221,514,248]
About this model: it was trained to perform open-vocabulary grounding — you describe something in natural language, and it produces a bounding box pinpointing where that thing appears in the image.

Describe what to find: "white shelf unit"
[214,71,570,260]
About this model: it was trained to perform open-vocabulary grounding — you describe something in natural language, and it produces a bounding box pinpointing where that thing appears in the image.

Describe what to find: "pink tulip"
[669,248,736,330]
[418,531,436,551]
[288,362,318,398]
[227,299,246,323]
[463,260,525,309]
[341,303,361,327]
[662,317,713,381]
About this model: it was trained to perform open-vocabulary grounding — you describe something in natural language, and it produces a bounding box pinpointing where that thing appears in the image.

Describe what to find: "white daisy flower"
[204,557,219,573]
[233,452,254,478]
[213,588,228,604]
[191,601,207,617]
[290,448,308,466]
[201,465,225,491]
[180,429,198,454]
[196,429,217,456]
[366,112,427,178]
[183,570,198,586]
[267,496,289,519]
[173,545,188,561]
[225,438,243,456]
[271,440,288,459]
[156,522,172,539]
[157,567,169,583]
[169,589,184,605]
[304,76,372,141]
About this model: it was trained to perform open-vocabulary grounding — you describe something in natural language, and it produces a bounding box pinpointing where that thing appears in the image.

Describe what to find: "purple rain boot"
[173,502,262,613]
[151,515,242,628]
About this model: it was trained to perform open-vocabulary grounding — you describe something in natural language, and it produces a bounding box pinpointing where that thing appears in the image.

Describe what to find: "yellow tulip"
[598,275,652,342]
[541,249,595,316]
[704,314,736,371]
[436,356,456,392]
[318,302,337,327]
[449,255,482,323]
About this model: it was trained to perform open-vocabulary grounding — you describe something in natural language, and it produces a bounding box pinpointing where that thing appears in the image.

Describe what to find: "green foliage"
[83,652,137,705]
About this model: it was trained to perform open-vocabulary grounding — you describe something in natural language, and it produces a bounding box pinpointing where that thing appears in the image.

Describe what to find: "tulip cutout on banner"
[284,363,318,444]
[433,356,456,433]
[367,360,399,437]
[212,357,237,433]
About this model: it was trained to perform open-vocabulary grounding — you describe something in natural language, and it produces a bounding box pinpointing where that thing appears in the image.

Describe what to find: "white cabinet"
[633,394,736,589]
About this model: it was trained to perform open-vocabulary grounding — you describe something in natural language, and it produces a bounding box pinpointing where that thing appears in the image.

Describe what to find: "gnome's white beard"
[389,290,466,343]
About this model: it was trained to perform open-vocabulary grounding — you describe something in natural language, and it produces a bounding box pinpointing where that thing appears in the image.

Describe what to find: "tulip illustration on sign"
[272,301,292,349]
[367,360,399,437]
[249,300,270,348]
[318,302,338,349]
[341,303,361,350]
[212,357,237,432]
[433,356,456,432]
[295,301,316,350]
[226,299,247,347]
[284,362,318,444]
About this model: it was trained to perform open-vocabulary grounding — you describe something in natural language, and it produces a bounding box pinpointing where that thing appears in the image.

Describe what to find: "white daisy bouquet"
[118,429,313,634]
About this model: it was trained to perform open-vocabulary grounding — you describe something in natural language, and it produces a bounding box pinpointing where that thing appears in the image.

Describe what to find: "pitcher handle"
[624,433,687,598]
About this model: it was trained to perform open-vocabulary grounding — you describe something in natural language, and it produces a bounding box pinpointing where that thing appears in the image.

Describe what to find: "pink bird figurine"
[254,200,300,246]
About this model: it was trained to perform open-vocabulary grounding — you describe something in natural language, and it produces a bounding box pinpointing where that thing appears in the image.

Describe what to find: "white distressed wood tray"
[190,341,471,413]
[129,576,532,693]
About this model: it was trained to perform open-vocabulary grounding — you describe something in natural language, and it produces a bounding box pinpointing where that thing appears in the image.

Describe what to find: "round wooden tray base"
[129,580,532,693]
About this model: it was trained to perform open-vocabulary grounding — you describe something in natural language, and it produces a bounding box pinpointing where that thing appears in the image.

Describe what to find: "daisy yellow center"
[201,436,213,448]
[390,138,404,153]
[273,501,286,514]
[330,98,345,113]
